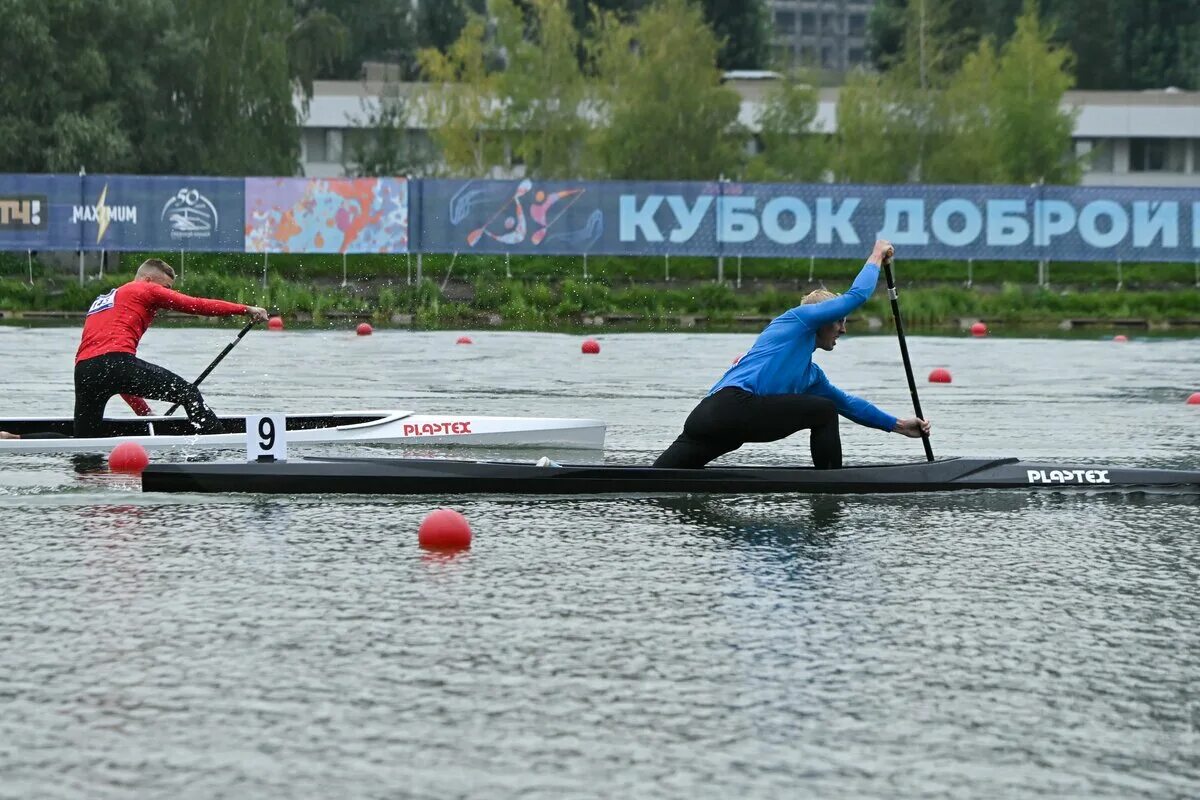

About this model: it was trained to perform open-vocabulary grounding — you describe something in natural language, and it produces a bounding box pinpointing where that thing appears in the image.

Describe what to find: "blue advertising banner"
[1,174,1198,262]
[418,179,1200,263]
[0,174,80,251]
[77,175,244,252]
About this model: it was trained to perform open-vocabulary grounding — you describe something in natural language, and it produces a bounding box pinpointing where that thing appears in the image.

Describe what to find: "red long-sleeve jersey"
[76,280,247,363]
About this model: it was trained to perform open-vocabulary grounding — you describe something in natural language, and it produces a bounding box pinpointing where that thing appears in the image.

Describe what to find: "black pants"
[653,387,842,469]
[74,353,221,438]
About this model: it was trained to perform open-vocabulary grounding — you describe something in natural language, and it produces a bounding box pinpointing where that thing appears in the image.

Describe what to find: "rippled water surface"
[2,326,1200,799]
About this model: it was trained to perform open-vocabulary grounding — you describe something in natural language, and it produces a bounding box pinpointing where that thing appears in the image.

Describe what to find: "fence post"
[342,252,347,287]
[78,165,85,286]
[1116,258,1123,291]
[736,255,742,289]
[262,252,268,289]
[966,258,973,288]
[406,252,412,285]
[665,253,670,282]
[27,250,33,286]
[808,255,815,283]
[583,253,588,281]
[417,252,423,284]
[505,252,511,279]
[180,248,184,278]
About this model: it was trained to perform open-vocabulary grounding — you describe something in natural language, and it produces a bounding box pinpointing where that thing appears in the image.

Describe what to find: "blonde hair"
[801,289,838,305]
[136,258,176,281]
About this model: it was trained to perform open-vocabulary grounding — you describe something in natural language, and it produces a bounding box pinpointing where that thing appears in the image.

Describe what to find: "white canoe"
[0,410,606,453]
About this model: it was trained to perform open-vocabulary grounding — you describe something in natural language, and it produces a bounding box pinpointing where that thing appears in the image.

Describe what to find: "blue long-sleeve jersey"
[709,261,898,432]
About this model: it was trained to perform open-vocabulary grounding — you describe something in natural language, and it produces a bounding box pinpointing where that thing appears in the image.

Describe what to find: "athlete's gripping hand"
[893,417,931,438]
[246,306,270,323]
[871,239,894,266]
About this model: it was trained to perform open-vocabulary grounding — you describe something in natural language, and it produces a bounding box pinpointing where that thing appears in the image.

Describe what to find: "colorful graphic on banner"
[245,178,408,253]
[447,179,602,250]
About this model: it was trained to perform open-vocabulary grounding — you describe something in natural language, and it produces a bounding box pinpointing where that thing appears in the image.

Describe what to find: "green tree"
[492,0,587,178]
[0,0,189,173]
[418,15,506,176]
[870,0,1200,91]
[345,88,435,177]
[297,0,411,80]
[587,0,744,180]
[831,69,918,183]
[745,69,827,182]
[418,0,486,53]
[992,1,1079,183]
[176,0,307,175]
[702,0,769,70]
[923,40,1004,183]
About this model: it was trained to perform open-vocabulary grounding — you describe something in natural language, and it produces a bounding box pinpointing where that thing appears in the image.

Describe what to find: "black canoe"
[140,455,1200,496]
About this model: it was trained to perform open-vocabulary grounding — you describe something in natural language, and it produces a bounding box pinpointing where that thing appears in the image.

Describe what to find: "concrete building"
[767,0,876,72]
[300,79,1200,188]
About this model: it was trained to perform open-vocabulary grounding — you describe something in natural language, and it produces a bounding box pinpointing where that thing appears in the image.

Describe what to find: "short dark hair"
[136,258,176,280]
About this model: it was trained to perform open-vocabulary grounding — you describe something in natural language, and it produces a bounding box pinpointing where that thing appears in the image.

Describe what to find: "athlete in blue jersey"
[654,240,930,469]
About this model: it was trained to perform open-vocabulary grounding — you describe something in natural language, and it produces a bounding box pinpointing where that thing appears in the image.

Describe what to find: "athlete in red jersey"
[0,258,267,439]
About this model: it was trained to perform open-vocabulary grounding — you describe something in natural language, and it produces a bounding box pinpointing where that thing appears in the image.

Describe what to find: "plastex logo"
[0,196,47,229]
[72,184,138,244]
[161,187,218,241]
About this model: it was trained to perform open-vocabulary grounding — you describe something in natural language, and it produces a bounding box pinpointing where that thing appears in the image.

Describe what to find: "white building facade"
[299,79,1200,188]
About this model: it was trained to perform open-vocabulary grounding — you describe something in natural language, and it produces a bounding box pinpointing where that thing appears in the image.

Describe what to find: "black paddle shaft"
[882,256,935,462]
[165,319,257,416]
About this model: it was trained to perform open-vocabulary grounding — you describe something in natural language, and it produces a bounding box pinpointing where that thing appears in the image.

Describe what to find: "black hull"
[0,413,386,438]
[141,456,1200,496]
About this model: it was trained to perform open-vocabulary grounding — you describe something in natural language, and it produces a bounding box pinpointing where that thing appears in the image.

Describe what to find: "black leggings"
[74,353,221,438]
[653,387,842,469]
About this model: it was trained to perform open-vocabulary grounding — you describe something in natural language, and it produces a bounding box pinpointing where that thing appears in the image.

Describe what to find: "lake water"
[1,326,1199,799]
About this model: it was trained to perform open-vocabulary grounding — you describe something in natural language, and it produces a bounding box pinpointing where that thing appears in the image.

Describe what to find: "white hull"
[0,410,606,453]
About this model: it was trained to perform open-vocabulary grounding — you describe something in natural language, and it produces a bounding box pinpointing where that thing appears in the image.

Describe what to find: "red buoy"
[970,321,988,337]
[267,316,284,331]
[418,509,472,550]
[929,368,952,384]
[581,339,601,354]
[456,335,473,345]
[356,322,373,336]
[108,441,150,473]
[1113,334,1128,342]
[1187,392,1200,405]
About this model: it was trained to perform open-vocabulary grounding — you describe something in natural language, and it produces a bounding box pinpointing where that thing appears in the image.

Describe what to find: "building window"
[849,13,866,37]
[821,45,834,69]
[1129,138,1186,172]
[327,129,344,164]
[848,47,865,66]
[775,10,796,34]
[800,12,815,34]
[823,13,837,35]
[800,44,815,65]
[1075,139,1114,173]
[303,128,328,162]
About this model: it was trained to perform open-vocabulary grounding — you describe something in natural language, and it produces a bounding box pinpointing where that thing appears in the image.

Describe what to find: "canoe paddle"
[165,319,258,416]
[881,252,935,462]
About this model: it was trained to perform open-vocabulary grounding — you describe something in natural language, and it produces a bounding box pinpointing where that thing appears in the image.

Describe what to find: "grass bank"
[2,251,1199,330]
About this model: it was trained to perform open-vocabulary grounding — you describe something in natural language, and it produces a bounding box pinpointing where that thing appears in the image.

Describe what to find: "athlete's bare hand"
[894,417,930,438]
[872,239,894,265]
[246,306,269,323]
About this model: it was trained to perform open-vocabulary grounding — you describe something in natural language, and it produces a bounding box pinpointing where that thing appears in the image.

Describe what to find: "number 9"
[258,417,276,451]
